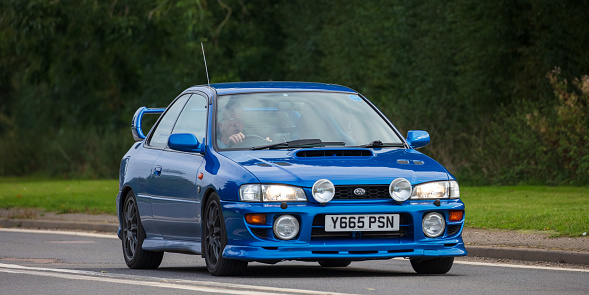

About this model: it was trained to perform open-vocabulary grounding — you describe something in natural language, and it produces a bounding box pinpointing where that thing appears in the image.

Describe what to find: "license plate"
[325,214,399,232]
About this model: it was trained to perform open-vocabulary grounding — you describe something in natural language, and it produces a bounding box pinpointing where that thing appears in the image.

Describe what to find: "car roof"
[187,81,357,95]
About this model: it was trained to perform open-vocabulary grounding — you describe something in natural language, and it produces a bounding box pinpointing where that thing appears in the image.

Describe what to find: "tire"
[410,257,454,274]
[318,259,352,267]
[122,190,163,269]
[203,193,248,276]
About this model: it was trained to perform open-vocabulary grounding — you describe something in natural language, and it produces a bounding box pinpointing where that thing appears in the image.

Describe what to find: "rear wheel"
[203,193,248,276]
[318,259,352,267]
[410,257,454,274]
[122,190,163,269]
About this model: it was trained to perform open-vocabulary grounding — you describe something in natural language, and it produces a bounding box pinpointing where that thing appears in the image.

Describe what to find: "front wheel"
[203,193,248,276]
[122,190,163,269]
[410,257,454,274]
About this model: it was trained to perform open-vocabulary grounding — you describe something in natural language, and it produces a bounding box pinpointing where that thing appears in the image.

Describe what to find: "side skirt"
[143,238,202,255]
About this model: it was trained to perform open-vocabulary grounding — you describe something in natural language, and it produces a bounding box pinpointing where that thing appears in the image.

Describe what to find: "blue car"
[116,82,467,276]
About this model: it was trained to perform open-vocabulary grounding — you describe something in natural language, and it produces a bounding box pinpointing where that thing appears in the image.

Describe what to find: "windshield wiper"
[251,139,345,150]
[359,140,406,148]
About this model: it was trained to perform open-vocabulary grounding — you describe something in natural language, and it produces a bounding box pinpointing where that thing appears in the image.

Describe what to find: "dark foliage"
[1,0,588,184]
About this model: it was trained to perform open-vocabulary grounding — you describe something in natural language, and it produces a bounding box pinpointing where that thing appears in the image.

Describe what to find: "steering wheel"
[231,135,269,148]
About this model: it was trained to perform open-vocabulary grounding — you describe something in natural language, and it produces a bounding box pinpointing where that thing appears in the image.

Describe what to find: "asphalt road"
[1,229,588,295]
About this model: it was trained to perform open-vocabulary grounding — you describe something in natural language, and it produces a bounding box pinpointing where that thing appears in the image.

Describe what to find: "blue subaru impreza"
[116,82,467,276]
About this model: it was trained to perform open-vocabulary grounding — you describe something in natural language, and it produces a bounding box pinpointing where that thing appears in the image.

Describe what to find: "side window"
[148,94,191,148]
[172,94,208,142]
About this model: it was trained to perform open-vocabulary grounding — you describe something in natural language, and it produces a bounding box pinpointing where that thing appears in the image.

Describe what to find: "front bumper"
[220,199,467,262]
[223,241,467,261]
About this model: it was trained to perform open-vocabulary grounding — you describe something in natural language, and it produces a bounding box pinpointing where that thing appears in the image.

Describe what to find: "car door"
[151,93,208,240]
[134,93,191,238]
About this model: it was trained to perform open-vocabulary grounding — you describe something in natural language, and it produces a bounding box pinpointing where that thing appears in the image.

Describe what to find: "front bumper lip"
[221,200,467,261]
[223,242,467,261]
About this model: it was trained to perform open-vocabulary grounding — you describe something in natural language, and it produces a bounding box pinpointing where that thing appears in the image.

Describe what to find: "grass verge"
[462,186,589,237]
[0,178,117,215]
[0,179,587,237]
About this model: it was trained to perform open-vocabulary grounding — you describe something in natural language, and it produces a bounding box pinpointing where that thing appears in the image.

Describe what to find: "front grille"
[311,228,405,239]
[334,185,390,200]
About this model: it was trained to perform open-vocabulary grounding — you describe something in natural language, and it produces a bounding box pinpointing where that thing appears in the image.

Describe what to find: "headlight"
[411,181,460,199]
[312,179,335,203]
[239,184,307,202]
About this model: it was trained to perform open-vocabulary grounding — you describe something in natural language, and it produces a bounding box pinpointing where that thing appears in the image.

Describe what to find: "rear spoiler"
[131,107,165,141]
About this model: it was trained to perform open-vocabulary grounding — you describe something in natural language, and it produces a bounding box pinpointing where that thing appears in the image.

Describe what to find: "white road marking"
[0,263,356,295]
[3,228,587,273]
[47,240,97,244]
[454,260,589,273]
[0,228,118,239]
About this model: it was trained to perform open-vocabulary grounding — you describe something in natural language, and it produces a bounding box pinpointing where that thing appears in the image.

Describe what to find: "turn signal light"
[245,213,266,225]
[449,210,463,222]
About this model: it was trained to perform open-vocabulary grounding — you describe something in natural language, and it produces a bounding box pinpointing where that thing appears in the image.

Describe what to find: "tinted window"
[148,94,190,148]
[215,92,403,150]
[172,94,208,142]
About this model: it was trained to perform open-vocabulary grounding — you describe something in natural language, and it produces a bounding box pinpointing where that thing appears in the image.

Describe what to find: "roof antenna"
[201,42,211,89]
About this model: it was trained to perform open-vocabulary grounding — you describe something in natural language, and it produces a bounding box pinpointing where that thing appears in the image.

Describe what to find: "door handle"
[154,165,162,176]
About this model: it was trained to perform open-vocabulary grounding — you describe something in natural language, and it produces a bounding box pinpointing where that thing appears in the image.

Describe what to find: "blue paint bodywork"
[117,82,467,263]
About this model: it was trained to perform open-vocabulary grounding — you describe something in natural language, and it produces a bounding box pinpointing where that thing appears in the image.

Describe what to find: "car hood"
[220,148,450,187]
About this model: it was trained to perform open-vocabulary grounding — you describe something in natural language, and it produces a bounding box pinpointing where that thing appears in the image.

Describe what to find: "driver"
[217,103,245,148]
[217,101,272,148]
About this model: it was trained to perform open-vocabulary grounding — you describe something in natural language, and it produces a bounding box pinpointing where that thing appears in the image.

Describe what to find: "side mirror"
[406,130,430,149]
[168,133,205,153]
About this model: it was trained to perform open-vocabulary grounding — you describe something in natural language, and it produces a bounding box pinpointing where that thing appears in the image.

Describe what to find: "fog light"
[273,215,299,240]
[389,178,412,202]
[423,212,445,237]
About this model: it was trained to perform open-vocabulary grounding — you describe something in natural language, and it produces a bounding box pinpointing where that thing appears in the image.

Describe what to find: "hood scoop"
[256,163,272,167]
[397,159,424,165]
[295,149,373,158]
[255,161,292,167]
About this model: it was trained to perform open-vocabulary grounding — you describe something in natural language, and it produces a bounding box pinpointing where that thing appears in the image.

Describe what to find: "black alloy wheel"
[122,190,163,269]
[203,193,247,276]
[123,195,138,261]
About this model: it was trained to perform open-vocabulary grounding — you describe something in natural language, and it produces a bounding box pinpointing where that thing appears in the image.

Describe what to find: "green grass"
[462,186,589,237]
[1,179,587,237]
[0,178,118,215]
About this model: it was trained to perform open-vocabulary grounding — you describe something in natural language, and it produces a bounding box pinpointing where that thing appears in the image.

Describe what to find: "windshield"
[215,92,404,150]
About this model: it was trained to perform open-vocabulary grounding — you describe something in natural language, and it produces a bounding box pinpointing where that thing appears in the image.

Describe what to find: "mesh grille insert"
[446,225,461,236]
[251,228,268,239]
[334,185,390,200]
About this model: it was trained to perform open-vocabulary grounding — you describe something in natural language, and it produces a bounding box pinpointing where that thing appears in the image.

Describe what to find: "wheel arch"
[120,185,134,215]
[201,187,218,216]
[118,185,134,238]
